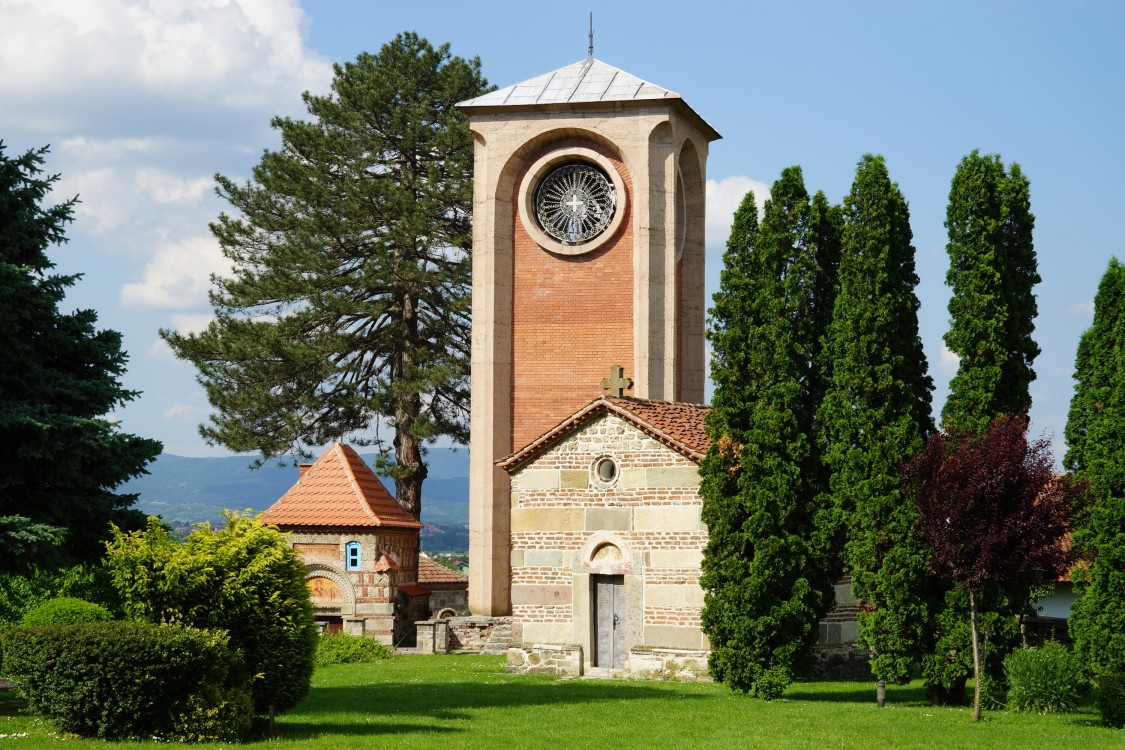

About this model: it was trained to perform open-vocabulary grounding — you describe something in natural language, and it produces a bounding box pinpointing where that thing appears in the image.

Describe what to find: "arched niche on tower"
[675,136,707,403]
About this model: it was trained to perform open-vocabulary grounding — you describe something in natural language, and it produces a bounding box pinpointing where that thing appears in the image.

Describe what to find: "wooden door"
[593,574,625,668]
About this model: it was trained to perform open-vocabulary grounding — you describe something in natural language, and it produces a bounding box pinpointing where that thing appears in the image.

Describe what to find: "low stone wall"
[447,616,513,654]
[506,643,583,677]
[813,643,871,680]
[628,647,710,681]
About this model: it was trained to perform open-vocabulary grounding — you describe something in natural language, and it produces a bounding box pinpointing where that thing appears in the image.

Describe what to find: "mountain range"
[122,447,470,551]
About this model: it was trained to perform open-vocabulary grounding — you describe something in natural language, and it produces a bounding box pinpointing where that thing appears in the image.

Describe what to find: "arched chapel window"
[345,541,361,571]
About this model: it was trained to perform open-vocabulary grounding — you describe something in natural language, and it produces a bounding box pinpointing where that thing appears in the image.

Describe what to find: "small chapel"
[260,443,468,646]
[456,56,864,678]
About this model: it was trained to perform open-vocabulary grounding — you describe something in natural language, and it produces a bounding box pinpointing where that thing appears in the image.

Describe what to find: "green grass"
[1,655,1120,748]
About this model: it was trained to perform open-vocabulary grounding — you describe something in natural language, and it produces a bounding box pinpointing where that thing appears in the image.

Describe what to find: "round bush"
[20,597,111,626]
[1003,641,1087,713]
[3,621,251,741]
[315,632,393,666]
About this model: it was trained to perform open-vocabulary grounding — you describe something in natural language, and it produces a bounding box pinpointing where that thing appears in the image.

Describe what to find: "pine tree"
[0,143,161,572]
[162,34,489,517]
[700,167,841,698]
[942,151,1040,432]
[1065,258,1125,678]
[818,154,935,686]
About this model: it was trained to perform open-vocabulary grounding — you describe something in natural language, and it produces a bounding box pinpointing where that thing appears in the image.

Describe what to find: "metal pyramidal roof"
[458,57,679,108]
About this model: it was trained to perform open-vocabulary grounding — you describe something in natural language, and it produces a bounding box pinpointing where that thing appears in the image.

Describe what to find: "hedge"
[2,621,252,741]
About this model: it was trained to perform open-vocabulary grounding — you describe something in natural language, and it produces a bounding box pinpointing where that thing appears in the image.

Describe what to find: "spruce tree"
[942,151,1040,432]
[162,34,489,517]
[1065,258,1125,677]
[818,154,935,686]
[0,143,161,572]
[700,167,840,698]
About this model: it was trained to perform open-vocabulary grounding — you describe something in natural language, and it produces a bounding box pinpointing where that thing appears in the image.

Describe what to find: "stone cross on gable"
[600,364,633,397]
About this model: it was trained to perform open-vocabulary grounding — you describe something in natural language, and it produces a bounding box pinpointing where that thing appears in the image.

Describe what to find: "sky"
[1,0,1122,461]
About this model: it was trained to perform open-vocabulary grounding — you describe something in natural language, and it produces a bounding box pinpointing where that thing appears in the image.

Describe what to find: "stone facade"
[502,403,710,676]
[288,528,419,644]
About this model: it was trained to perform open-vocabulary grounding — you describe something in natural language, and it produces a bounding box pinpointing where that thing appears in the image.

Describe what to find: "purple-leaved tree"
[904,413,1086,722]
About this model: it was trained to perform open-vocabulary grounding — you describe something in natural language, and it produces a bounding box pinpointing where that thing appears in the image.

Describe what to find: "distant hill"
[123,448,470,551]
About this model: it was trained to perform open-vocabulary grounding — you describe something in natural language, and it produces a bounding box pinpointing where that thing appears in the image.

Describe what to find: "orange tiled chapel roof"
[261,443,422,529]
[497,396,711,472]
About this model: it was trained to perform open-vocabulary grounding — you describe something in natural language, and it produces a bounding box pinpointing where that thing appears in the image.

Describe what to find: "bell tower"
[458,58,720,616]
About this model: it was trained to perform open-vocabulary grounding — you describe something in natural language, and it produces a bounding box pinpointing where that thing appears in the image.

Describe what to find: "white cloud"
[705,175,770,250]
[170,312,216,334]
[938,343,961,374]
[162,402,202,420]
[1068,298,1094,316]
[0,0,331,135]
[120,235,230,309]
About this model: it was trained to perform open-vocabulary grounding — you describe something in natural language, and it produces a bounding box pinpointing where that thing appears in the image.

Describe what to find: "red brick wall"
[510,139,634,451]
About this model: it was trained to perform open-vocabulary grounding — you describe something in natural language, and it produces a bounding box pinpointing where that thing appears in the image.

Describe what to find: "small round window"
[593,456,619,485]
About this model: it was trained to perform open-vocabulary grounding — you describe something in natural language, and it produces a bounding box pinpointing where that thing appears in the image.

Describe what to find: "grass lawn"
[0,655,1119,748]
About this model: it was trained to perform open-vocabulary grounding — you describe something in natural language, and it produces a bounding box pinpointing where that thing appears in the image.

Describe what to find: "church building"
[457,58,724,675]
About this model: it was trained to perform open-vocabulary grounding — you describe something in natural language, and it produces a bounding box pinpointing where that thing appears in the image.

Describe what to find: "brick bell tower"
[457,57,720,616]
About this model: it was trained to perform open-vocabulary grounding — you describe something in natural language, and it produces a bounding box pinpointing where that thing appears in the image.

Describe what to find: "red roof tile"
[261,444,422,529]
[497,396,711,472]
[418,556,468,584]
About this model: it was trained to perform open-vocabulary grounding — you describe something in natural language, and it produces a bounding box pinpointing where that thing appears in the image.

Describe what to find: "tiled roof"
[261,444,422,529]
[497,396,711,472]
[418,556,468,585]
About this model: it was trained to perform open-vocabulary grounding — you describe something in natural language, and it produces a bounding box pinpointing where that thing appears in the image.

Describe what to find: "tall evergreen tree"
[929,151,1041,701]
[162,34,489,517]
[0,143,161,572]
[818,154,936,686]
[1064,258,1125,677]
[700,167,841,698]
[942,151,1040,432]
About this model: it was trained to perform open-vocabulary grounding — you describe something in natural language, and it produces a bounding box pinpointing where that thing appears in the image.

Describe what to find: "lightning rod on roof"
[588,12,594,58]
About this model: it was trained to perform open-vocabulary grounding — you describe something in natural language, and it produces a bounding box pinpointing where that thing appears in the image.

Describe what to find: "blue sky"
[1,0,1121,461]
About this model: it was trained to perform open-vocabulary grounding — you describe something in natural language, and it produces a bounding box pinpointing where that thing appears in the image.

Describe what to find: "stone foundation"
[628,646,710,681]
[447,616,513,654]
[506,643,584,676]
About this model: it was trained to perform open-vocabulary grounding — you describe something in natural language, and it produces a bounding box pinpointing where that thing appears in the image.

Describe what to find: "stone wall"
[627,647,710,681]
[447,616,513,654]
[506,643,584,677]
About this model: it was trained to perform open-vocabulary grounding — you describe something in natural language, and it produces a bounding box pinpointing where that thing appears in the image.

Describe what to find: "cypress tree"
[942,151,1040,432]
[818,154,935,686]
[931,152,1041,700]
[1065,258,1125,677]
[700,167,840,698]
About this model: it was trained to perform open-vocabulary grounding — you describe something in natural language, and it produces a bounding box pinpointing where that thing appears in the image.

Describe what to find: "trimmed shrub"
[1099,673,1125,729]
[105,513,318,714]
[1003,641,1087,713]
[316,632,393,666]
[3,621,252,741]
[21,597,111,625]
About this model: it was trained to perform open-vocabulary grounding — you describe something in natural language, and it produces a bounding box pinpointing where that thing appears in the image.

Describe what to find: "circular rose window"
[534,162,617,245]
